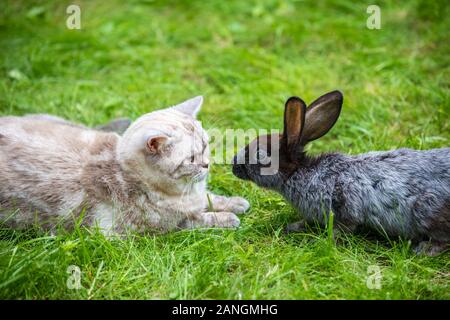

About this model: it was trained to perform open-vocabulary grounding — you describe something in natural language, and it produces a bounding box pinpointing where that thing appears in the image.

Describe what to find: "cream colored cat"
[0,96,249,235]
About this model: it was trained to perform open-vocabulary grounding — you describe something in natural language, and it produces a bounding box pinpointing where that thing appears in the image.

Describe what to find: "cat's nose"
[202,163,209,169]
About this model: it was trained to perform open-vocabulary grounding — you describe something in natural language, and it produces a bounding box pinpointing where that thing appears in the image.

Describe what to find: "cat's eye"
[190,155,195,163]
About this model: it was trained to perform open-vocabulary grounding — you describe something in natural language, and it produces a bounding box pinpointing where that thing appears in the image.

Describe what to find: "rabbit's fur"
[233,91,449,256]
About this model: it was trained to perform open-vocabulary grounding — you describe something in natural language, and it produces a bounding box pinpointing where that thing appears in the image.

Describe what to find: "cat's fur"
[0,96,249,235]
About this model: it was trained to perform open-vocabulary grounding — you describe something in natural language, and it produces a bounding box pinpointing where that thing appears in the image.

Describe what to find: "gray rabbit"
[232,91,449,256]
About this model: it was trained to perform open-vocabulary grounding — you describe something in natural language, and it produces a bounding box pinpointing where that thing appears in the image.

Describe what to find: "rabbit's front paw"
[284,221,307,234]
[414,241,447,256]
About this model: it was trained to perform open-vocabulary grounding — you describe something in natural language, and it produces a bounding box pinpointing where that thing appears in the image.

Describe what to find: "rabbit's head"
[232,90,343,189]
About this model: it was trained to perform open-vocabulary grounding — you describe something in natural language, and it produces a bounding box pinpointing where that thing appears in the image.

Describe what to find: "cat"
[0,96,250,236]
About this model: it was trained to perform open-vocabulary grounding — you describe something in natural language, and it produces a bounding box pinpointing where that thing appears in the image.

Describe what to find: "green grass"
[0,0,449,299]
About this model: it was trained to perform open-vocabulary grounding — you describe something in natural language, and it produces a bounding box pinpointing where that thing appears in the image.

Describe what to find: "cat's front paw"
[203,212,240,228]
[209,194,250,214]
[225,196,250,214]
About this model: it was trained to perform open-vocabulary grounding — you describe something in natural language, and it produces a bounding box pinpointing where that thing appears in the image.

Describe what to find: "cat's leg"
[179,211,240,229]
[207,194,250,214]
[91,204,125,238]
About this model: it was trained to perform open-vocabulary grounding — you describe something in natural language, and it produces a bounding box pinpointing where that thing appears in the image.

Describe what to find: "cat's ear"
[146,135,169,154]
[172,96,203,118]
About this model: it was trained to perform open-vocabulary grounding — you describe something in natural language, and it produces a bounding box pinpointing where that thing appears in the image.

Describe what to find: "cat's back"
[0,116,111,170]
[0,116,119,224]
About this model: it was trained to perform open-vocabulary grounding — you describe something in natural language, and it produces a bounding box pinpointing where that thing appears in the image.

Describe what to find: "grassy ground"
[0,0,449,299]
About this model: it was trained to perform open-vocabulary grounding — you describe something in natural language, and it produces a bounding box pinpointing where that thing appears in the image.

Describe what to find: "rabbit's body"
[283,148,450,242]
[233,90,449,255]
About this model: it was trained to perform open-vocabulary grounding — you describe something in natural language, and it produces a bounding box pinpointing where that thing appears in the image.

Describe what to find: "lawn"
[0,0,449,299]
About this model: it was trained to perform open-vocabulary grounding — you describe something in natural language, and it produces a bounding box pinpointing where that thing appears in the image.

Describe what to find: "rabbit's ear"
[283,96,306,152]
[301,90,343,143]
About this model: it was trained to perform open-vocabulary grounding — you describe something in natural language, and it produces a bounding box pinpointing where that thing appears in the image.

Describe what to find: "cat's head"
[118,96,210,193]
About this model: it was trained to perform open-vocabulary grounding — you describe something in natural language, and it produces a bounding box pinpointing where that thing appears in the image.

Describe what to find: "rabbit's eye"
[256,149,270,165]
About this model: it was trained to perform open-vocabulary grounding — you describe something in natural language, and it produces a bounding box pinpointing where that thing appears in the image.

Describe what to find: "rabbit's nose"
[232,161,249,180]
